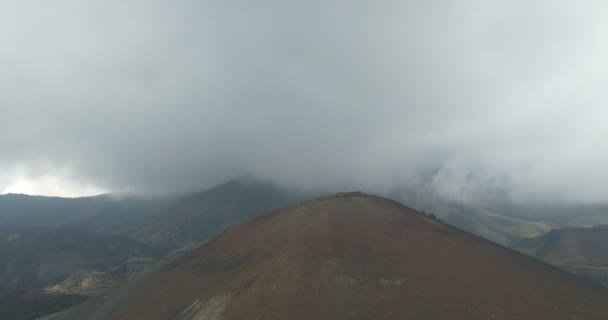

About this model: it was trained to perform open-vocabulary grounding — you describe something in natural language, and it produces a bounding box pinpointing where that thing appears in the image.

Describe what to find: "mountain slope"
[90,193,607,320]
[433,205,554,245]
[0,289,86,320]
[485,201,608,227]
[122,178,311,251]
[0,193,174,234]
[0,226,162,295]
[515,225,608,286]
[392,188,554,245]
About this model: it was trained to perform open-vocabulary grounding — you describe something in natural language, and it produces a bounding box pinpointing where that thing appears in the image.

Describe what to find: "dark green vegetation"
[0,226,163,320]
[0,177,310,319]
[0,226,162,293]
[0,289,86,320]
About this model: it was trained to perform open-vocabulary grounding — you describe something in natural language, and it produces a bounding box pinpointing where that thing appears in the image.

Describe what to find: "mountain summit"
[95,193,607,319]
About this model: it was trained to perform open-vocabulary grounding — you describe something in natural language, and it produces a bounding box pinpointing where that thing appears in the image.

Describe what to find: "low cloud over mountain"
[2,1,608,202]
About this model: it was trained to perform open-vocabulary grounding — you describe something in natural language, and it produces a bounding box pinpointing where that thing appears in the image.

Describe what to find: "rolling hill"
[0,226,162,295]
[66,193,608,320]
[432,205,554,245]
[0,225,166,320]
[0,193,175,234]
[515,225,608,286]
[392,189,554,245]
[0,178,312,319]
[484,201,608,227]
[120,177,312,251]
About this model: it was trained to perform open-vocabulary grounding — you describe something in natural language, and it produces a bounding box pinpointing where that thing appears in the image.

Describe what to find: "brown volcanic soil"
[104,193,608,320]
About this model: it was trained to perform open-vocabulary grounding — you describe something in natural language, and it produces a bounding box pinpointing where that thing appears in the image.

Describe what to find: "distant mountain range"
[2,177,608,319]
[391,186,608,246]
[115,177,314,251]
[0,192,175,233]
[0,178,311,319]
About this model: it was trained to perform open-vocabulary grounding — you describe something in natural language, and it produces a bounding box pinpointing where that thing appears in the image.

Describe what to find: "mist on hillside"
[1,1,608,205]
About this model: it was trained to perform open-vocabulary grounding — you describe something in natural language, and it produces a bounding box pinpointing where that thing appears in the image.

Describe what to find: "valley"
[2,178,608,319]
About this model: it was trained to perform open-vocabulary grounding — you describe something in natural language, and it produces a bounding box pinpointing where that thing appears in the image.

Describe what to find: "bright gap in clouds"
[1,167,107,198]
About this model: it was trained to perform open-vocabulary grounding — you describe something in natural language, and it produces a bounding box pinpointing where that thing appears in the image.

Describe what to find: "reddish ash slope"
[107,193,608,320]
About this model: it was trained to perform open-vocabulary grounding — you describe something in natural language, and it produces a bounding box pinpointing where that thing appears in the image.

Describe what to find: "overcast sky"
[1,1,607,202]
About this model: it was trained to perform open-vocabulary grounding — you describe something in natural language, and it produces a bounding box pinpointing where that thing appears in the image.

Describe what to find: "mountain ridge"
[86,192,608,320]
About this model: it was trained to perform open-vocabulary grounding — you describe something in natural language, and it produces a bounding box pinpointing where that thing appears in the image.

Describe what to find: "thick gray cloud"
[1,1,607,201]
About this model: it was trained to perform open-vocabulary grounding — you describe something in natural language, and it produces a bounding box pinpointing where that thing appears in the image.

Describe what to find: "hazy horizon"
[2,1,608,204]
